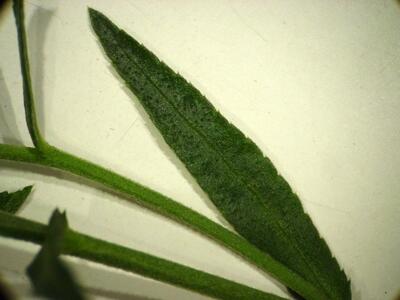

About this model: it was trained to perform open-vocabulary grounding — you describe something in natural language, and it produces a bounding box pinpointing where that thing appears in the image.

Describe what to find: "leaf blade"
[26,209,85,300]
[0,186,32,214]
[89,9,351,300]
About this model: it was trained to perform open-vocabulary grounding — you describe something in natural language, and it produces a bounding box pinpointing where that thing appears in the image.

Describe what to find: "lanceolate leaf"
[26,209,85,300]
[89,9,351,300]
[0,186,32,214]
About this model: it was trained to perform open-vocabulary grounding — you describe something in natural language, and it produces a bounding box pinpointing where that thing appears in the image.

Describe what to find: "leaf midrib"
[113,29,330,298]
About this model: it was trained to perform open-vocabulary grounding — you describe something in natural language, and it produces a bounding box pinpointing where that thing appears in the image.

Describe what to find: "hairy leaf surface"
[89,9,350,300]
[0,186,32,214]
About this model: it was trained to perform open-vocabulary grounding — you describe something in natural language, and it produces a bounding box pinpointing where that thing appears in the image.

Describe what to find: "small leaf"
[0,186,32,214]
[90,9,350,300]
[26,209,85,300]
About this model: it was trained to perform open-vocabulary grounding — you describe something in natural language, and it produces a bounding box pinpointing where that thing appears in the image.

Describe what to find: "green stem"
[12,0,48,150]
[0,143,326,300]
[0,211,285,300]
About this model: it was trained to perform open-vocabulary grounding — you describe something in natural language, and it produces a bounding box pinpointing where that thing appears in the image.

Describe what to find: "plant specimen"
[0,1,352,299]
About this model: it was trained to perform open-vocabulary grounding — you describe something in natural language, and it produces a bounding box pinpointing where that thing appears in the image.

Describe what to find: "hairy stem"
[12,0,48,150]
[0,143,325,300]
[0,211,285,300]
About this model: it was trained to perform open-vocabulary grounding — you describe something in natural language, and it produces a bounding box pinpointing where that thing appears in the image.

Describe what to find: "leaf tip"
[87,7,104,24]
[49,208,68,227]
[23,185,33,193]
[87,7,96,18]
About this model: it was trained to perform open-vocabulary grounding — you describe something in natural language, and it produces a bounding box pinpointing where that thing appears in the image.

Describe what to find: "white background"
[0,1,399,299]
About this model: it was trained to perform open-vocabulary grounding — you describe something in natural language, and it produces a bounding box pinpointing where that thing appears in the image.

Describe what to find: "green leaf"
[89,9,351,300]
[0,186,32,214]
[26,209,85,300]
[12,0,47,150]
